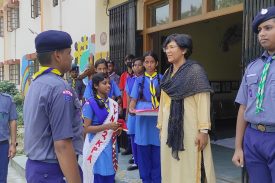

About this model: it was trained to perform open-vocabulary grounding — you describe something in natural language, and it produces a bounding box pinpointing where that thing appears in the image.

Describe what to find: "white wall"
[43,0,95,52]
[0,38,4,62]
[4,0,40,60]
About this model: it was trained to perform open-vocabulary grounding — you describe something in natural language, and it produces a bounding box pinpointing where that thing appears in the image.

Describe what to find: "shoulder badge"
[62,90,73,101]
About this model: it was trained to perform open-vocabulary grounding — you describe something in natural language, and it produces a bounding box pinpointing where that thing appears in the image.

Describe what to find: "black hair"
[124,54,135,62]
[91,72,109,108]
[106,60,115,66]
[132,57,144,65]
[138,51,160,100]
[95,58,108,69]
[162,33,193,59]
[144,51,159,63]
[37,52,53,65]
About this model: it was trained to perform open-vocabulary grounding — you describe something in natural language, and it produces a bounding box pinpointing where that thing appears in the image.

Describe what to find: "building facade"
[0,0,113,95]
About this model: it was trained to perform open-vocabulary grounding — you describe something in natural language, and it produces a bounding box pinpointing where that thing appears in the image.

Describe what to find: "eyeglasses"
[163,45,179,52]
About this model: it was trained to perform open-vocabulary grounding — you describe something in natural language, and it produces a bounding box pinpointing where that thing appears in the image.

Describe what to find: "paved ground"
[8,119,241,183]
[8,144,241,183]
[7,165,26,183]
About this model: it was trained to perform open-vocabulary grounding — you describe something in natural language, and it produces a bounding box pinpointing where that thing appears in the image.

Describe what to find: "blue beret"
[252,6,275,33]
[71,64,79,72]
[35,30,72,53]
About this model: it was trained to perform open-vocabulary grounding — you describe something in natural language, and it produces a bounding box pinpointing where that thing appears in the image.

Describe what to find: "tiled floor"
[7,165,26,183]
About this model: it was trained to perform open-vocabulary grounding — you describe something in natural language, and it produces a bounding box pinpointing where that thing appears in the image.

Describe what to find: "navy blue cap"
[35,30,72,53]
[252,6,275,33]
[71,64,79,72]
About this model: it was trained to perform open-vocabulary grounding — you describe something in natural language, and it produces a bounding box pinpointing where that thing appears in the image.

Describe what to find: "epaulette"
[245,58,259,70]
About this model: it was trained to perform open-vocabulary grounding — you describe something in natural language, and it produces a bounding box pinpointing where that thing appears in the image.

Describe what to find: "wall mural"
[74,34,95,85]
[21,55,31,96]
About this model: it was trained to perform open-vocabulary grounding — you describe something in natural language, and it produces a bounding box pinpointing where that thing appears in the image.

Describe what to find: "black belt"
[250,123,275,132]
[0,140,9,144]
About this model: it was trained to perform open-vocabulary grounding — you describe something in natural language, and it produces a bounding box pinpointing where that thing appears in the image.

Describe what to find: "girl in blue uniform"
[129,51,162,183]
[82,72,121,183]
[125,57,144,171]
[83,59,121,100]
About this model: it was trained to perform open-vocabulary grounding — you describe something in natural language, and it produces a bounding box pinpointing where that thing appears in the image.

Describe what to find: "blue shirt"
[0,93,17,141]
[82,100,116,176]
[235,51,275,125]
[130,74,162,102]
[67,78,86,99]
[125,75,138,96]
[130,74,162,146]
[125,75,138,135]
[23,73,84,161]
[83,80,121,100]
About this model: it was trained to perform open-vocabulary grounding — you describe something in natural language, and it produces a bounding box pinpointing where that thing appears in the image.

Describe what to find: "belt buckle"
[257,124,266,132]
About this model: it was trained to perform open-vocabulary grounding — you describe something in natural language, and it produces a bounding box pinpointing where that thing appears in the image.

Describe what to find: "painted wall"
[159,12,243,81]
[94,0,110,61]
[5,0,40,60]
[0,38,3,62]
[20,0,96,93]
[109,0,127,8]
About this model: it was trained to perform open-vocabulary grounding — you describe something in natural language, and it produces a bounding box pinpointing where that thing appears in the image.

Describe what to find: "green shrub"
[0,81,18,96]
[0,81,24,125]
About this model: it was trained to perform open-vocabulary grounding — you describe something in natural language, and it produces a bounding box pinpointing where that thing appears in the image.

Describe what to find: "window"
[0,16,3,37]
[214,0,243,10]
[53,0,58,7]
[178,0,202,19]
[31,0,41,19]
[7,6,19,32]
[28,60,39,79]
[150,1,169,26]
[0,65,4,81]
[9,64,20,85]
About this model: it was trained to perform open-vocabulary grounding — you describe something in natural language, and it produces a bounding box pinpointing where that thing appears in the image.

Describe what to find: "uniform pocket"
[246,75,258,99]
[0,109,9,133]
[270,75,275,99]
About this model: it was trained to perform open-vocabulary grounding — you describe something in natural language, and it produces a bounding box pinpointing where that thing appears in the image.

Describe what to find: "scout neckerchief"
[145,72,159,109]
[83,98,118,183]
[256,56,274,114]
[32,66,62,80]
[96,94,110,112]
[72,78,76,89]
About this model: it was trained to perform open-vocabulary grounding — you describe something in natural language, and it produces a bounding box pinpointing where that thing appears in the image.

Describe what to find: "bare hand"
[129,108,136,116]
[232,148,244,167]
[195,132,208,151]
[115,128,123,136]
[8,144,16,159]
[107,123,121,131]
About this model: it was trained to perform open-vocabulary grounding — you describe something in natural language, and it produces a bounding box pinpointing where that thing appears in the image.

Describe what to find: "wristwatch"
[10,142,18,147]
[199,129,208,134]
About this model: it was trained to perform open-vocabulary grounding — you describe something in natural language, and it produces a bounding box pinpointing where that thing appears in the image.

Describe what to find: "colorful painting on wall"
[21,56,31,96]
[74,34,96,85]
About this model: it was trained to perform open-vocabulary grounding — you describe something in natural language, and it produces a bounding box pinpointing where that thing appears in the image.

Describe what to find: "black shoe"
[127,164,138,171]
[121,149,132,155]
[128,157,134,164]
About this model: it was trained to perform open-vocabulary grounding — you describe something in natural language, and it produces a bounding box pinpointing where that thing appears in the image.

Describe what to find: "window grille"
[31,0,41,19]
[9,64,20,84]
[7,6,19,32]
[0,65,4,81]
[0,16,3,37]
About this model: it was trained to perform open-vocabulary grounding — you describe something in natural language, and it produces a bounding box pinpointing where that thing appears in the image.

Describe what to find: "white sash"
[83,98,118,183]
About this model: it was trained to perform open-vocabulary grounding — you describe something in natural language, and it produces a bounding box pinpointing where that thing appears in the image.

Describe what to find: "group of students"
[15,5,275,183]
[80,52,162,183]
[22,29,216,183]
